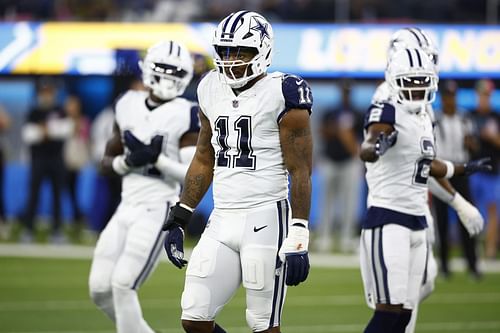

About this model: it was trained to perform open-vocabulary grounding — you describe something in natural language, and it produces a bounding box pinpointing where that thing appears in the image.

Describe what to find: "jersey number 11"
[215,116,256,169]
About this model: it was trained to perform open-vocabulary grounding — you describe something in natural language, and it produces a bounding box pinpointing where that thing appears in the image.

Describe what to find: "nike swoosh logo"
[253,225,268,232]
[295,79,304,85]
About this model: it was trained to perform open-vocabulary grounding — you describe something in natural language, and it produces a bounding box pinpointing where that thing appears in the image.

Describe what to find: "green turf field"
[1,257,499,333]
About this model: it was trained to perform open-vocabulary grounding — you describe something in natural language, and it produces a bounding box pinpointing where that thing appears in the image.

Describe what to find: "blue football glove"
[464,157,492,175]
[278,223,310,286]
[374,130,398,157]
[163,202,193,269]
[123,130,163,167]
[123,130,146,152]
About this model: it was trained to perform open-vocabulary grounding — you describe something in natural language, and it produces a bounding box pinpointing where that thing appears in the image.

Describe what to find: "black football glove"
[163,202,193,269]
[464,157,492,175]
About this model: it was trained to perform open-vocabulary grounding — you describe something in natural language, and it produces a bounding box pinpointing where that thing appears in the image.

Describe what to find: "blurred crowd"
[0,0,496,23]
[0,73,498,268]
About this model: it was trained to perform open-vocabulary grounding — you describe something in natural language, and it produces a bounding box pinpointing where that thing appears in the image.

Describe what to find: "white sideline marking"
[1,244,500,272]
[5,321,500,333]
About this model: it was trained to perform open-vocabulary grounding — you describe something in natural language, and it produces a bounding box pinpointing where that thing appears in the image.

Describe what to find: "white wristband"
[291,218,308,229]
[444,160,455,179]
[112,155,130,175]
[179,203,194,212]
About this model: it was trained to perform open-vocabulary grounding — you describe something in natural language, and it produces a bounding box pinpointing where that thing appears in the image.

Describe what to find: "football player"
[161,11,313,333]
[371,28,485,333]
[88,40,199,333]
[359,47,491,333]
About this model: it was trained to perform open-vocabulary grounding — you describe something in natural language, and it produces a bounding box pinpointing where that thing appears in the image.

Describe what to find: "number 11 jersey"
[197,70,313,209]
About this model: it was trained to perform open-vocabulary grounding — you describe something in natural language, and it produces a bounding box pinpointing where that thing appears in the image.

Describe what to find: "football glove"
[374,130,398,157]
[449,192,484,236]
[163,202,193,269]
[464,157,492,175]
[278,221,310,286]
[123,130,163,167]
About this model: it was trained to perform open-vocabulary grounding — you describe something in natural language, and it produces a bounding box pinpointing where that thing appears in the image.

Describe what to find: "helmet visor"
[214,46,257,79]
[149,62,189,79]
[393,74,437,105]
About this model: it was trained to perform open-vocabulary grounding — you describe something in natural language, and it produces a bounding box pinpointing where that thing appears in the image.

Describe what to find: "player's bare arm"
[430,157,492,178]
[360,122,395,162]
[179,131,199,148]
[279,108,313,219]
[100,122,123,175]
[179,111,215,208]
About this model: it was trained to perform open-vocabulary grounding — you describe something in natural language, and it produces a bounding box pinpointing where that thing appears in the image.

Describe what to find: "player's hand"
[163,202,193,269]
[123,130,163,167]
[149,135,163,162]
[164,225,187,269]
[278,222,310,286]
[450,192,484,236]
[374,130,398,157]
[464,157,492,175]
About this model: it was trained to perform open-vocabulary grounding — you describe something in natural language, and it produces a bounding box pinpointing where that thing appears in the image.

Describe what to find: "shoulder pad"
[363,102,396,129]
[281,74,313,111]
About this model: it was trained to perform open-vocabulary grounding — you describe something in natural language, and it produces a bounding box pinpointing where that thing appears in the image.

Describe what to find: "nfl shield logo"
[232,100,239,108]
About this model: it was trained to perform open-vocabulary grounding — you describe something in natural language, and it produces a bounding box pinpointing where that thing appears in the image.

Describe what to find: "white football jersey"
[197,70,313,209]
[114,90,199,204]
[364,101,435,217]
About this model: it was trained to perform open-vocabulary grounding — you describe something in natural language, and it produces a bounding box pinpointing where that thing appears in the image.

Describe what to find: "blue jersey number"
[215,116,256,169]
[215,116,230,167]
[141,135,166,178]
[413,138,435,185]
[414,158,432,185]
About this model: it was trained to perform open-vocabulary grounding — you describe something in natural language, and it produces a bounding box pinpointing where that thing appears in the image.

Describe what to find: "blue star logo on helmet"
[250,17,270,44]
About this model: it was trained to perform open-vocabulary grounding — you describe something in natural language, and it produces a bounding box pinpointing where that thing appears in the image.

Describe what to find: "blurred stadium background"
[0,0,499,332]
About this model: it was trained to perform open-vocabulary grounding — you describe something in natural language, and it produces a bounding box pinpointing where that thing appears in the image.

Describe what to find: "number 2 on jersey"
[413,139,435,185]
[215,116,256,168]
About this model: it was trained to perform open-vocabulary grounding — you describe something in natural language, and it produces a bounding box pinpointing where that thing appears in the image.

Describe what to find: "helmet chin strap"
[228,78,249,89]
[224,64,256,89]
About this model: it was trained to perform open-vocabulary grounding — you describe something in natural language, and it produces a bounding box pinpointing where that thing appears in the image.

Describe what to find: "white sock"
[112,286,155,333]
[90,290,116,322]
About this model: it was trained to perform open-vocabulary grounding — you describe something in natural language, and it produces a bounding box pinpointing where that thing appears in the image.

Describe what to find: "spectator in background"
[183,53,212,101]
[469,79,500,259]
[315,80,363,253]
[20,77,73,243]
[433,80,480,278]
[63,95,90,234]
[0,105,11,240]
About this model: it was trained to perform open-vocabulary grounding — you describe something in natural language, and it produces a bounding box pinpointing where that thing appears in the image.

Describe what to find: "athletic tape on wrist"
[112,155,129,175]
[444,160,455,179]
[291,218,308,229]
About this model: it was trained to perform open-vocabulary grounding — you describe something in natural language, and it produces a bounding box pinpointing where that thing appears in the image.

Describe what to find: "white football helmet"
[139,40,193,100]
[388,28,439,69]
[386,48,438,111]
[212,11,274,88]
